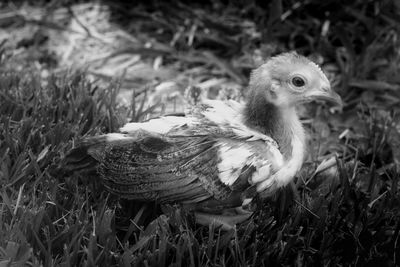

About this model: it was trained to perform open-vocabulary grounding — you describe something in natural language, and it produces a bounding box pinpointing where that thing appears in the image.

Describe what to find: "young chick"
[62,52,342,228]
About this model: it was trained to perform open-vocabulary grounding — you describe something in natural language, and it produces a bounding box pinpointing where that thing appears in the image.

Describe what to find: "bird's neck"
[244,93,305,160]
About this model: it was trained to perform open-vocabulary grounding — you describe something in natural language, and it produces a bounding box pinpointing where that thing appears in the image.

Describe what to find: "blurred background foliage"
[0,0,400,266]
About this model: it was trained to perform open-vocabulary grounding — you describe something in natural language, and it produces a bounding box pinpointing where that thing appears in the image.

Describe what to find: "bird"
[61,52,342,229]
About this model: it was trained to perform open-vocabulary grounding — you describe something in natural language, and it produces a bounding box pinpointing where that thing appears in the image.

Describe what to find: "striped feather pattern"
[83,134,232,203]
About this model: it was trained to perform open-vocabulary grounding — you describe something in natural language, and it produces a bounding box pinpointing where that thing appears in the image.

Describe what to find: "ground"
[0,0,400,266]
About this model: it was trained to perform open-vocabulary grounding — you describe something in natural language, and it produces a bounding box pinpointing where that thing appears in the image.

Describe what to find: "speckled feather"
[63,100,282,207]
[90,135,233,202]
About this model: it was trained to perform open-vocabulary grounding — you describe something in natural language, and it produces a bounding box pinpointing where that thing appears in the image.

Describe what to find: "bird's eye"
[291,76,305,87]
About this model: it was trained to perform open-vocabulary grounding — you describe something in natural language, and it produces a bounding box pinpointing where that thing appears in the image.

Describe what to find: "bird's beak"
[304,87,343,107]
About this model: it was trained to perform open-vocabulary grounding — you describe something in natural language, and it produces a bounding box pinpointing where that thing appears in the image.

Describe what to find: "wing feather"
[73,133,232,203]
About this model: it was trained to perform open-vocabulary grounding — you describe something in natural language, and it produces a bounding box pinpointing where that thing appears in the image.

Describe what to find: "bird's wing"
[92,134,224,203]
[65,100,284,206]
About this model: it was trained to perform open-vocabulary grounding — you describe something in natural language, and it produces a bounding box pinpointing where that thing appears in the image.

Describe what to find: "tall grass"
[1,0,400,266]
[0,64,399,267]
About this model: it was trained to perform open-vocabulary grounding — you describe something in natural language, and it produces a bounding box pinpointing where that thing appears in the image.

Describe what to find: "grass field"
[1,0,400,266]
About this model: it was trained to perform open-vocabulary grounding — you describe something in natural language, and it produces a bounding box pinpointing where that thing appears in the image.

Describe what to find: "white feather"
[216,141,253,186]
[275,132,305,185]
[216,138,282,187]
[120,116,192,134]
[251,164,272,184]
[106,133,134,141]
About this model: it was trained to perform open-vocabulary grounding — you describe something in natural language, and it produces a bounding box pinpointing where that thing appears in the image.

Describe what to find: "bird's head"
[248,52,342,108]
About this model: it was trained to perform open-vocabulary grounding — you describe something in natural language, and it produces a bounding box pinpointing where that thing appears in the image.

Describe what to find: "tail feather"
[60,134,138,174]
[60,135,112,175]
[61,146,98,174]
